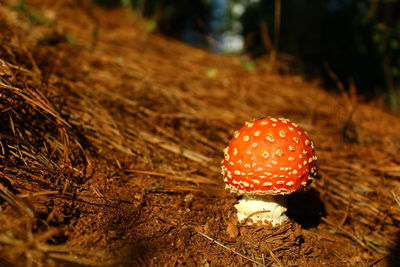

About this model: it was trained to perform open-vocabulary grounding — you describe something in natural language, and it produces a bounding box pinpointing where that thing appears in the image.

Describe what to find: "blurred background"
[94,0,400,114]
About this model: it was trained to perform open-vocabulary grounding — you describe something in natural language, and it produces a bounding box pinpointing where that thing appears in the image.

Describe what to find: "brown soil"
[0,0,399,266]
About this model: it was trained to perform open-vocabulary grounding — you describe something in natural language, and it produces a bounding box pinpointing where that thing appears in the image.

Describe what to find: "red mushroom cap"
[222,117,317,195]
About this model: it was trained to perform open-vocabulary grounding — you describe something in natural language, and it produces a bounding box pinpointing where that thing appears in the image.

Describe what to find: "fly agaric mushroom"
[221,117,317,226]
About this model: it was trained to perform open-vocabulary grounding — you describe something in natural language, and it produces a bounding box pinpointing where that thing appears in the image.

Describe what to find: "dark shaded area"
[389,233,400,267]
[240,0,400,112]
[130,0,211,46]
[286,188,327,229]
[92,0,121,8]
[126,243,149,266]
[112,0,227,50]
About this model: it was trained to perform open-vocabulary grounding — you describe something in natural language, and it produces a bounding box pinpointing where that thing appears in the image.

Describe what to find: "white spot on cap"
[254,130,260,136]
[247,122,254,127]
[303,150,308,155]
[292,122,298,127]
[271,160,278,165]
[244,164,251,168]
[279,130,286,137]
[293,137,299,143]
[257,167,263,171]
[252,179,260,184]
[288,157,295,161]
[262,151,270,158]
[276,180,284,185]
[286,181,294,186]
[243,136,249,141]
[270,118,278,122]
[301,181,307,186]
[251,142,258,148]
[272,123,277,127]
[275,149,284,156]
[298,164,302,169]
[233,148,238,156]
[234,131,240,138]
[303,160,307,166]
[234,170,241,175]
[260,121,268,125]
[238,160,243,164]
[288,127,294,131]
[246,151,252,155]
[308,157,313,163]
[266,134,275,142]
[298,131,302,135]
[299,154,303,159]
[289,145,295,151]
[292,169,298,175]
[263,182,273,186]
[229,161,234,166]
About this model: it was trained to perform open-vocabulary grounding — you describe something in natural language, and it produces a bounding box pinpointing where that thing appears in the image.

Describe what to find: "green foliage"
[120,0,131,6]
[64,34,77,45]
[15,0,28,12]
[241,59,255,72]
[330,226,339,234]
[145,19,157,33]
[91,28,99,48]
[365,240,381,253]
[206,67,219,78]
[13,0,54,25]
[364,1,400,113]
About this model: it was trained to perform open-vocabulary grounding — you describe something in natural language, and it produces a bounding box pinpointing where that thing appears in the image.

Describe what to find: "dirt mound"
[0,0,399,266]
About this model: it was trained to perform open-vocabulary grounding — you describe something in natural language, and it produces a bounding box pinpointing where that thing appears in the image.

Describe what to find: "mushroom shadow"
[286,188,326,229]
[389,232,400,267]
[123,242,150,266]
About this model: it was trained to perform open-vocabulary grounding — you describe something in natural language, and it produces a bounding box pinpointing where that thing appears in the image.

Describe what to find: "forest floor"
[0,0,400,266]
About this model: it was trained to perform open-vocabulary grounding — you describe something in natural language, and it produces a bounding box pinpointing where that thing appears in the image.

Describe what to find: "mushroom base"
[234,195,288,227]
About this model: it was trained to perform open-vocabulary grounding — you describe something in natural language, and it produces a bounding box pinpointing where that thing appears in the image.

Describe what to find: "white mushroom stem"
[234,195,288,227]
